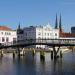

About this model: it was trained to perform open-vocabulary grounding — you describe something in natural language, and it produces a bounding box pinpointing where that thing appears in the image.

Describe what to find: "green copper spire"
[59,14,62,31]
[55,14,58,29]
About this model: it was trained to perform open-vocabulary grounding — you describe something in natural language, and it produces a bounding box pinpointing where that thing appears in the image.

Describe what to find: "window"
[55,33,57,36]
[1,32,3,35]
[9,33,11,35]
[7,33,9,35]
[50,33,52,36]
[2,37,5,42]
[38,37,41,39]
[38,32,41,35]
[6,37,9,42]
[45,33,46,35]
[5,32,6,35]
[13,38,16,41]
[48,33,49,36]
[25,33,27,36]
[13,38,16,43]
[18,36,19,38]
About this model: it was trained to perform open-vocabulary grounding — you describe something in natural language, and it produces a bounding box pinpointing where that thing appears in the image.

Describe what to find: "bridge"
[1,38,75,48]
[0,38,75,48]
[0,38,75,60]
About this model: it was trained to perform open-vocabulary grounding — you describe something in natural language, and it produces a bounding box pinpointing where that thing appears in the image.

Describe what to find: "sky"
[0,0,75,32]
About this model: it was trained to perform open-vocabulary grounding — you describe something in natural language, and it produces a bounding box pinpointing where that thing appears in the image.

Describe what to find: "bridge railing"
[3,39,75,46]
[15,39,75,45]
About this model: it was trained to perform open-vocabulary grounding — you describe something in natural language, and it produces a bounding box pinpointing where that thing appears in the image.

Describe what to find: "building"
[17,14,75,48]
[17,24,24,42]
[0,26,17,45]
[17,23,59,48]
[57,15,75,43]
[71,27,75,34]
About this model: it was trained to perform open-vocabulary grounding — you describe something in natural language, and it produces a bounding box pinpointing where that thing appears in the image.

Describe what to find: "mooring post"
[32,49,36,56]
[40,51,45,61]
[13,51,15,58]
[17,47,20,56]
[51,50,53,60]
[1,49,3,57]
[72,47,74,52]
[53,46,57,60]
[23,48,25,56]
[60,50,63,58]
[56,46,60,58]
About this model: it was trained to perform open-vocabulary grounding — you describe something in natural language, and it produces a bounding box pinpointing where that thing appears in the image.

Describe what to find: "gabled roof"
[59,31,75,38]
[0,26,12,31]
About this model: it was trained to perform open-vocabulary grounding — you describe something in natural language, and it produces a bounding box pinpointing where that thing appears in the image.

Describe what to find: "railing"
[15,39,75,45]
[2,39,75,46]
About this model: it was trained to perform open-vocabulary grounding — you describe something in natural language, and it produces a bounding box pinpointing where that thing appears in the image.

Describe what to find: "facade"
[17,23,59,48]
[17,14,75,48]
[71,27,75,34]
[0,26,17,45]
[58,16,75,43]
[17,24,24,42]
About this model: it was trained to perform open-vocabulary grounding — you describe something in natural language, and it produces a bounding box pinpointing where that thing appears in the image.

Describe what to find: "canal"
[0,51,75,75]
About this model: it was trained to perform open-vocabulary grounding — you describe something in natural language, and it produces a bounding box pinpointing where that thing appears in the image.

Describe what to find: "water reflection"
[0,51,74,75]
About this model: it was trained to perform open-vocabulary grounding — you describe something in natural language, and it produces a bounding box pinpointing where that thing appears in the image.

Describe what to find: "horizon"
[0,0,75,32]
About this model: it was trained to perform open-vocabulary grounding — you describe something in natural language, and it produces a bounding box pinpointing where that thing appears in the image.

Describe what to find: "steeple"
[17,23,20,34]
[59,14,62,31]
[55,14,58,29]
[18,23,21,30]
[17,23,23,34]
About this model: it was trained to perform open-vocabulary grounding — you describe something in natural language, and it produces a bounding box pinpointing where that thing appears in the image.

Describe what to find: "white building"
[17,23,59,48]
[0,26,17,45]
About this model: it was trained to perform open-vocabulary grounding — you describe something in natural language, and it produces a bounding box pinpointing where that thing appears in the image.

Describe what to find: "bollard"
[22,48,25,56]
[23,50,25,56]
[60,50,63,58]
[17,48,20,56]
[51,51,53,60]
[13,51,15,58]
[32,49,35,56]
[20,48,25,56]
[40,51,45,61]
[1,50,3,57]
[18,50,20,57]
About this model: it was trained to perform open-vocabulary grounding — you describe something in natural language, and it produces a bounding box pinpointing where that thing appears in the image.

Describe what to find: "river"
[0,51,75,75]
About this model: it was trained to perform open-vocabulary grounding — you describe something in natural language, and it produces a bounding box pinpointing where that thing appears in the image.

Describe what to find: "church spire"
[18,22,21,30]
[55,14,58,29]
[59,14,62,31]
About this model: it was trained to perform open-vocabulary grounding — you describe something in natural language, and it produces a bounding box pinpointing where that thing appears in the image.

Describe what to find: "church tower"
[59,14,62,32]
[18,23,21,30]
[55,14,58,29]
[17,23,23,34]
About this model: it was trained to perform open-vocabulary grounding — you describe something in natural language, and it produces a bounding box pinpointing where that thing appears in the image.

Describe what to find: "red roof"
[59,31,75,38]
[0,26,12,31]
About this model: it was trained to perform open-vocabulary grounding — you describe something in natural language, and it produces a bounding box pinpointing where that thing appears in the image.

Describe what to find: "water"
[0,51,75,75]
